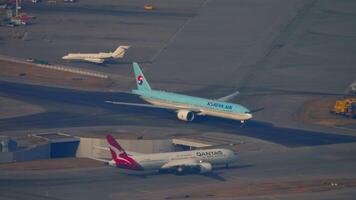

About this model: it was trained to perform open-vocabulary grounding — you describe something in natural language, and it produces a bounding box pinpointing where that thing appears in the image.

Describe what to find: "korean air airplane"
[95,135,238,174]
[106,63,253,124]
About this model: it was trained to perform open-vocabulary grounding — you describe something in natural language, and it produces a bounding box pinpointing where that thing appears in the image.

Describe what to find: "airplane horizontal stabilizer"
[89,157,111,163]
[93,145,145,156]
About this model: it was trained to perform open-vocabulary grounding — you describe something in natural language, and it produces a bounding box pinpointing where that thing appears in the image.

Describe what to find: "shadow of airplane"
[120,169,227,181]
[116,164,254,181]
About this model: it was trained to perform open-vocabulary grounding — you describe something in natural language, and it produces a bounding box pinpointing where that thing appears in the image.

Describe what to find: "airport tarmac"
[0,79,356,199]
[0,141,355,199]
[0,81,355,147]
[1,0,356,199]
[0,0,206,89]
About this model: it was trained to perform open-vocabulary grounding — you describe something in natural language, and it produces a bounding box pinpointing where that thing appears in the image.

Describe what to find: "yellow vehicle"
[330,97,356,118]
[144,4,153,10]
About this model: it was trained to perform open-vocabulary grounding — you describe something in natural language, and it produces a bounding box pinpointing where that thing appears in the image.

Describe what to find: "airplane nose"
[230,151,239,161]
[244,113,253,120]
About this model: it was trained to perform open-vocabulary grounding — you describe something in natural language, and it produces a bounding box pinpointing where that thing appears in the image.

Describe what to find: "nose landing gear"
[240,120,245,127]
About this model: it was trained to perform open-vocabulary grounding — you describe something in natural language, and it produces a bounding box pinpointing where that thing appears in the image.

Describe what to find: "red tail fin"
[105,134,143,170]
[106,134,127,159]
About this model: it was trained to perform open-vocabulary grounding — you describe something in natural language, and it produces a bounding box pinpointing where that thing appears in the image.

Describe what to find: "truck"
[330,97,356,118]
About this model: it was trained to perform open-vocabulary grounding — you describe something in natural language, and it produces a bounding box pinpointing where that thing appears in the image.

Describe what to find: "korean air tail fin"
[133,62,152,91]
[112,46,130,58]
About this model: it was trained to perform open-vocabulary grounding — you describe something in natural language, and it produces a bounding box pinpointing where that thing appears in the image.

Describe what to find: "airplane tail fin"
[106,134,127,159]
[133,62,152,91]
[112,45,130,58]
[105,134,143,170]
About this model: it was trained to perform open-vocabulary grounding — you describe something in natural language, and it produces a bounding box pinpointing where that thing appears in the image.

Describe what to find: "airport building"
[0,132,79,163]
[0,132,223,163]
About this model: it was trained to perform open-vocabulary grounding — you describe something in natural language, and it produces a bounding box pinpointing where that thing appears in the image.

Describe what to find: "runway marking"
[150,0,210,62]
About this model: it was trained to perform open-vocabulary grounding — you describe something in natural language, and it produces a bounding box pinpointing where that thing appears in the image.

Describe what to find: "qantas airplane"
[97,135,239,174]
[106,62,253,124]
[62,45,130,64]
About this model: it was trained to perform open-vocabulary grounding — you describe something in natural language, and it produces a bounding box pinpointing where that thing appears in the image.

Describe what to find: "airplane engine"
[199,162,212,173]
[108,160,116,167]
[177,110,195,121]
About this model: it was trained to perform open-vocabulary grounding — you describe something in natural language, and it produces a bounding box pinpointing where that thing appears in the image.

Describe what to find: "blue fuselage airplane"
[106,63,252,123]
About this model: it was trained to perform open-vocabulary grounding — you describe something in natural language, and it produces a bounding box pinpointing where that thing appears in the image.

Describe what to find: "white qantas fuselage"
[109,148,238,171]
[103,134,238,174]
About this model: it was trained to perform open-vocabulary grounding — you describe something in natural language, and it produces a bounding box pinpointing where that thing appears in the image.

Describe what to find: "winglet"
[133,62,152,91]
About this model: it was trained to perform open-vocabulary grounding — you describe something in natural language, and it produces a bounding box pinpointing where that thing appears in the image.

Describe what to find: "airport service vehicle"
[97,135,238,174]
[330,97,356,118]
[62,45,130,64]
[106,63,253,124]
[26,58,49,65]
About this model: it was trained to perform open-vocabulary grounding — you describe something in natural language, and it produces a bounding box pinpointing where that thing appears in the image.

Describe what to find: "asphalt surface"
[1,80,355,148]
[0,141,355,200]
[0,0,205,89]
[146,0,356,130]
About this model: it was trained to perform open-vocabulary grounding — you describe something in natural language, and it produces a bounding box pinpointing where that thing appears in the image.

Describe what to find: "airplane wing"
[84,58,105,63]
[94,145,145,156]
[106,101,166,109]
[160,159,213,173]
[105,101,201,113]
[217,91,240,102]
[94,146,109,151]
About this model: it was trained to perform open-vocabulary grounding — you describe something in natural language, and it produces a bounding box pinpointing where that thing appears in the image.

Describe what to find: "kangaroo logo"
[137,75,143,85]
